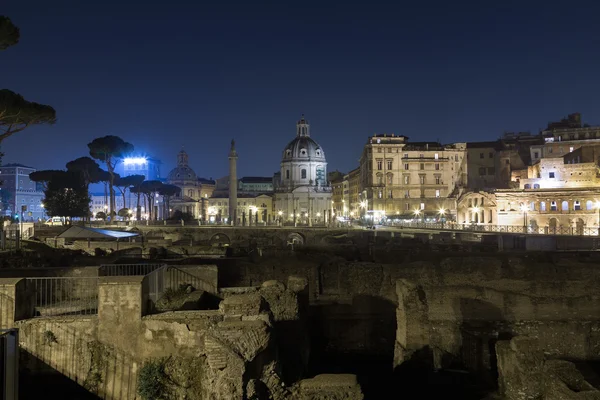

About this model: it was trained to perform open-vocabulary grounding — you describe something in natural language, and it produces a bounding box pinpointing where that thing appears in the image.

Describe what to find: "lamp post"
[360,200,368,224]
[438,208,445,229]
[520,204,529,233]
[413,209,421,226]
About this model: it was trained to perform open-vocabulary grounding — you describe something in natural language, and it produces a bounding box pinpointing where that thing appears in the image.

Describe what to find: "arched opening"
[287,232,305,245]
[209,233,231,247]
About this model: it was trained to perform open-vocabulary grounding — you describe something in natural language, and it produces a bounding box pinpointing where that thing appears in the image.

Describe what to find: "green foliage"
[43,330,57,345]
[0,89,57,143]
[84,341,107,393]
[0,16,19,50]
[117,208,131,218]
[137,358,170,400]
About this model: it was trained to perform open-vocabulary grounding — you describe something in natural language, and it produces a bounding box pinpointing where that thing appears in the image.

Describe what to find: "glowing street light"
[123,157,147,165]
[316,212,321,217]
[278,210,283,216]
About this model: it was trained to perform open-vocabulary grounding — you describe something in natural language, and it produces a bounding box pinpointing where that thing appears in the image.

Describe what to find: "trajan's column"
[228,139,238,226]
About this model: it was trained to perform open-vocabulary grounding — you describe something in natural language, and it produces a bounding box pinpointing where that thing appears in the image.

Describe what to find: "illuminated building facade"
[273,115,332,225]
[0,164,44,221]
[358,134,467,221]
[118,156,161,181]
[207,193,273,224]
[167,150,215,220]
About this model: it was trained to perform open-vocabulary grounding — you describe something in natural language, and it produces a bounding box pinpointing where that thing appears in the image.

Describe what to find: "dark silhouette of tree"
[139,180,163,221]
[88,136,133,217]
[96,211,107,220]
[115,174,145,210]
[158,184,180,219]
[169,210,194,222]
[1,17,55,149]
[66,157,105,190]
[29,170,65,190]
[39,171,90,219]
[127,175,145,220]
[0,16,19,50]
[0,89,56,144]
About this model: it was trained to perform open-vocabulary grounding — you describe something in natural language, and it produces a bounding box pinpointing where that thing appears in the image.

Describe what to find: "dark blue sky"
[4,0,600,179]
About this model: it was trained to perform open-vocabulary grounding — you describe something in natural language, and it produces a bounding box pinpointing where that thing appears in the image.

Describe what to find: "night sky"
[3,0,600,180]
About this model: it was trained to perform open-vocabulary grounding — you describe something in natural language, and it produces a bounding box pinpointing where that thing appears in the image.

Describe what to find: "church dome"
[281,115,326,162]
[167,150,198,184]
[282,136,326,161]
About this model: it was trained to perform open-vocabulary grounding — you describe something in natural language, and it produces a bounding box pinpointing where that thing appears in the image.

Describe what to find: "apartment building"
[358,134,467,219]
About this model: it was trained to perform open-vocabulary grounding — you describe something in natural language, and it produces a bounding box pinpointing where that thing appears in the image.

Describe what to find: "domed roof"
[167,150,198,184]
[281,115,326,162]
[282,136,326,161]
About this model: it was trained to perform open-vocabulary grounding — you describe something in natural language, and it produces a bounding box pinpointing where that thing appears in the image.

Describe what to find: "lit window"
[419,176,425,185]
[435,190,440,198]
[434,153,439,160]
[570,147,574,153]
[420,203,425,210]
[586,200,593,210]
[404,176,410,185]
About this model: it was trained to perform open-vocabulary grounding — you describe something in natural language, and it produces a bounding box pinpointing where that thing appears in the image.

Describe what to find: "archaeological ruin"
[1,224,600,399]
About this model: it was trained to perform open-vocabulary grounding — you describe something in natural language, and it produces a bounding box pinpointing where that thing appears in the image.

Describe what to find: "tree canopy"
[66,157,105,188]
[29,169,66,190]
[0,16,19,50]
[0,89,57,143]
[88,135,134,216]
[40,171,90,218]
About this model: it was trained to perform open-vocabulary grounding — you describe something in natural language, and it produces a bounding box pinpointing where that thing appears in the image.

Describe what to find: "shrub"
[138,358,169,400]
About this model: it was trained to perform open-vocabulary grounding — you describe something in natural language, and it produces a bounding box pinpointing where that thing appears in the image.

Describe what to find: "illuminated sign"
[124,157,147,165]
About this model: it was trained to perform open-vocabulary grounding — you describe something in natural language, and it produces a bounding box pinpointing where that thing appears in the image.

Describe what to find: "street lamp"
[438,208,445,228]
[520,204,529,232]
[413,209,421,222]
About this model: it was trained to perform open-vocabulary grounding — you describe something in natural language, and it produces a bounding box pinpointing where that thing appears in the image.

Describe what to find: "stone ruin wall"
[14,275,364,400]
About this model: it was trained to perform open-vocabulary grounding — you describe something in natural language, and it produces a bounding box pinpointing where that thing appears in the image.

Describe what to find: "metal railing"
[386,221,600,236]
[0,329,18,400]
[27,277,99,317]
[99,263,165,276]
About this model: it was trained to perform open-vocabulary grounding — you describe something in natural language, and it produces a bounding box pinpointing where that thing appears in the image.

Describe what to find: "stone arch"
[210,233,231,247]
[287,232,305,245]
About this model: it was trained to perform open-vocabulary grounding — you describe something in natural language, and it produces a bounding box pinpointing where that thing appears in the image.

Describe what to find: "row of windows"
[375,173,443,186]
[376,189,441,199]
[373,148,459,162]
[501,200,595,212]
